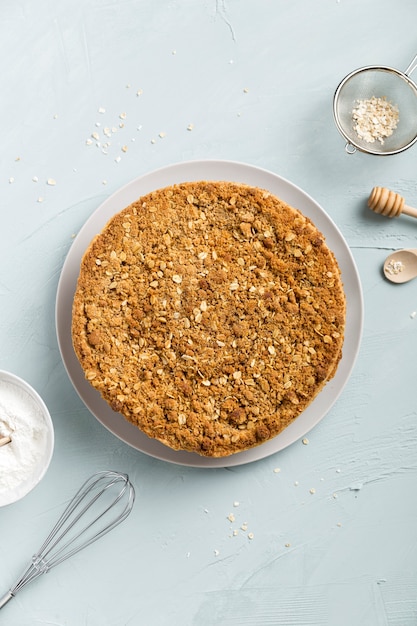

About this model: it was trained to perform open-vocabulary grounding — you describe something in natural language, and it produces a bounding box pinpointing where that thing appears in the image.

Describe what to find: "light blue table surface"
[1,1,417,624]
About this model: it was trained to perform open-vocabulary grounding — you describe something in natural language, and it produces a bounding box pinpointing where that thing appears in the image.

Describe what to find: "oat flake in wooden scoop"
[383,249,417,283]
[368,186,417,219]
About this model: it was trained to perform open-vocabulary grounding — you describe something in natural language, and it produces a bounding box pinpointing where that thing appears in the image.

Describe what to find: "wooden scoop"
[383,249,417,283]
[368,187,417,219]
[0,436,11,447]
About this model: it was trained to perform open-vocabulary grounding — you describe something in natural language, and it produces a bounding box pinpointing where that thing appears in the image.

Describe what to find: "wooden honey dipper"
[368,187,417,219]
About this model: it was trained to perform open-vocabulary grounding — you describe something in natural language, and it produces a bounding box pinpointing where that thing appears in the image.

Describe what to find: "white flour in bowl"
[0,379,49,498]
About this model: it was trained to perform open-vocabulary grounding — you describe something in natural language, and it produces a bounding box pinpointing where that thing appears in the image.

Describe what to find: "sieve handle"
[404,53,417,76]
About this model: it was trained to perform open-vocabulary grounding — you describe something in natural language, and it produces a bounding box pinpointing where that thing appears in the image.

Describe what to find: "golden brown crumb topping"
[72,181,346,457]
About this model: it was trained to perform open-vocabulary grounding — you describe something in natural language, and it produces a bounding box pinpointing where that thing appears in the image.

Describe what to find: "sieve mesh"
[333,66,417,155]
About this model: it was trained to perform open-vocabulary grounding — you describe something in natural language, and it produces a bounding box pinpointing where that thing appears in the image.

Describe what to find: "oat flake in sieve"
[352,96,399,144]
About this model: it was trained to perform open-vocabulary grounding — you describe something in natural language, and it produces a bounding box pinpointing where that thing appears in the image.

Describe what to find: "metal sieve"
[333,53,417,155]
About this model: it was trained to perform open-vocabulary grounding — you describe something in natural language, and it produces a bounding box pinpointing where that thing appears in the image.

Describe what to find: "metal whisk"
[0,470,135,610]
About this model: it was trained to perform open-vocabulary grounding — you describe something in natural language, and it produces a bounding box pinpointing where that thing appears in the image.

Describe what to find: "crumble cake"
[72,181,346,457]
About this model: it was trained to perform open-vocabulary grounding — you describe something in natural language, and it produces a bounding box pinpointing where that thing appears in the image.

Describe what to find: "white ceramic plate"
[56,160,363,468]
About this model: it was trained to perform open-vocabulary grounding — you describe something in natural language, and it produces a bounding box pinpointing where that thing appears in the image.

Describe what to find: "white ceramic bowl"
[0,370,54,506]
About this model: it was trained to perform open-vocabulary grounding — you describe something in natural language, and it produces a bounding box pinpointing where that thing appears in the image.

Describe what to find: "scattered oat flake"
[37,197,44,203]
[98,107,106,114]
[187,123,194,131]
[248,533,254,540]
[273,467,281,473]
[32,176,38,182]
[119,112,127,120]
[233,501,240,507]
[285,543,291,548]
[8,177,14,183]
[159,131,166,138]
[121,145,128,152]
[114,156,121,163]
[47,179,56,186]
[227,513,235,522]
[309,488,316,494]
[243,88,249,93]
[241,523,248,531]
[86,138,93,145]
[214,549,220,557]
[302,437,309,445]
[410,311,417,319]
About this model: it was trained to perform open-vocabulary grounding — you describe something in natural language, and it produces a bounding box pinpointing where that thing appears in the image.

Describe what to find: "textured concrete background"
[1,1,417,624]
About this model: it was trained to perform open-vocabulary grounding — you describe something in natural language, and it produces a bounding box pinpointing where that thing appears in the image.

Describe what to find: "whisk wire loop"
[37,472,132,569]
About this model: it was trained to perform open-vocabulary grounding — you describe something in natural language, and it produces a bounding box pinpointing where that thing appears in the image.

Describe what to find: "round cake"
[72,181,346,457]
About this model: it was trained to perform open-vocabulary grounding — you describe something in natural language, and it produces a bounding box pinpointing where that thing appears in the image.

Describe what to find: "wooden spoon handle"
[368,186,417,219]
[0,436,11,447]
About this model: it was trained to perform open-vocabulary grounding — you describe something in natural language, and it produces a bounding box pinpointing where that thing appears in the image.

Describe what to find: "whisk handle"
[0,590,14,610]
